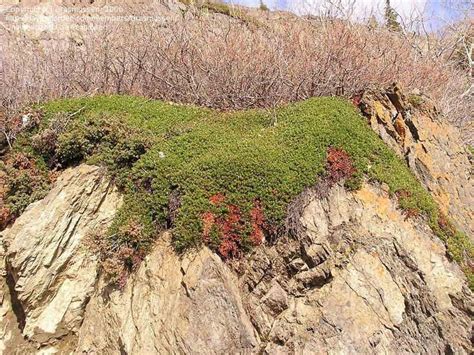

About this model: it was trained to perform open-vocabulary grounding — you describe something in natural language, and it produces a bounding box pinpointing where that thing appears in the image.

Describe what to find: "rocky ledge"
[0,164,471,354]
[359,84,473,237]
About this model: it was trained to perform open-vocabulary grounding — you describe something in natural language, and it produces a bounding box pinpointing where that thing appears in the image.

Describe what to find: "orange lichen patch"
[373,101,391,125]
[393,116,406,142]
[356,185,399,222]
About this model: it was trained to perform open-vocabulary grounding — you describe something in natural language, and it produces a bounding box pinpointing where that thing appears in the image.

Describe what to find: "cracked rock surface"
[0,165,472,354]
[0,165,122,353]
[360,84,473,237]
[237,183,472,353]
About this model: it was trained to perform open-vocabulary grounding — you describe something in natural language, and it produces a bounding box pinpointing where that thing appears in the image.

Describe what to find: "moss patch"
[7,95,473,287]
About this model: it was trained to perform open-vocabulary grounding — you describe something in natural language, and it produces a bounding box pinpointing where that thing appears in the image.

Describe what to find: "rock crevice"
[360,84,473,237]
[0,164,471,354]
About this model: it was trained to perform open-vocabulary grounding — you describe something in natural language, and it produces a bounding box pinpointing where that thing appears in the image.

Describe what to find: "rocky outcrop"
[0,165,471,354]
[0,165,122,353]
[237,183,472,353]
[359,84,473,237]
[76,234,258,354]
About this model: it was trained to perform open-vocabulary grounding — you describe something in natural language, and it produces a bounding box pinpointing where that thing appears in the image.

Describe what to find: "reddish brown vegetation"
[202,194,265,259]
[10,153,33,170]
[209,193,226,206]
[201,211,216,243]
[395,189,413,199]
[0,153,50,230]
[326,147,356,186]
[403,208,420,220]
[0,206,12,230]
[87,217,147,289]
[438,212,456,238]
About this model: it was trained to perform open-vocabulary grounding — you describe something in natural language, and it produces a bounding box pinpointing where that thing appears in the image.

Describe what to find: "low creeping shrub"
[8,95,472,289]
[0,153,50,220]
[326,147,357,186]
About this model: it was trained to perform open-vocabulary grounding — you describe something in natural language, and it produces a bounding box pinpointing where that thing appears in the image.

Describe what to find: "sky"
[224,0,472,29]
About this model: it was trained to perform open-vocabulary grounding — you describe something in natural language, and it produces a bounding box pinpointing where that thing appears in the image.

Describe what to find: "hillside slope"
[0,91,472,353]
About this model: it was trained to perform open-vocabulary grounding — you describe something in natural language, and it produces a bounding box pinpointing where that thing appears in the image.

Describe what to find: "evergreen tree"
[385,0,402,32]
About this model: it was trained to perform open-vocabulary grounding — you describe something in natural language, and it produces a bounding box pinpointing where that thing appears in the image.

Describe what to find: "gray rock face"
[0,165,122,353]
[76,234,258,354]
[360,84,473,238]
[0,165,472,354]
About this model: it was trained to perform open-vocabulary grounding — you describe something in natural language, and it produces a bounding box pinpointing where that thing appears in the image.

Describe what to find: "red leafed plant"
[326,147,356,186]
[217,204,243,259]
[201,211,216,243]
[209,193,226,205]
[0,206,12,230]
[438,212,456,238]
[202,194,266,259]
[403,208,420,220]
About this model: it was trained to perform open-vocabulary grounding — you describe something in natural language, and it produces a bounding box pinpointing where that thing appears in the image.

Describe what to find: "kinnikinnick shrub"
[6,95,472,289]
[326,147,357,186]
[1,153,50,219]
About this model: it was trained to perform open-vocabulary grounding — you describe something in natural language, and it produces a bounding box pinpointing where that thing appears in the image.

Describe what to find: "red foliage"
[218,237,241,260]
[209,193,226,205]
[326,147,356,186]
[218,204,243,259]
[201,211,216,243]
[221,205,242,234]
[0,206,12,230]
[11,153,33,170]
[395,189,413,199]
[351,94,362,107]
[201,201,243,259]
[438,212,456,237]
[116,245,145,290]
[403,208,420,220]
[201,195,266,259]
